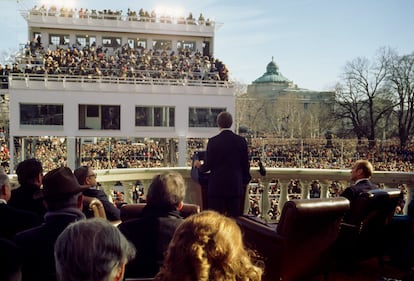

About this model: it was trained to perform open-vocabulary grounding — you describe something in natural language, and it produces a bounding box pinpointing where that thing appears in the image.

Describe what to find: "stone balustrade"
[8,167,413,219]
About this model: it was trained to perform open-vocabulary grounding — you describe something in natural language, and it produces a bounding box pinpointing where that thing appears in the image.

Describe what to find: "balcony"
[8,167,413,280]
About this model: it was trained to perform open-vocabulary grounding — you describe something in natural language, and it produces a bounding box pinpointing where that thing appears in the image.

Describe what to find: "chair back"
[277,197,350,281]
[337,188,401,263]
[237,197,350,281]
[120,203,200,222]
[83,196,107,219]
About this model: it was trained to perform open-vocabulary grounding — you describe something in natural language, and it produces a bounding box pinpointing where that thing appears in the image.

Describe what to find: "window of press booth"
[49,34,70,45]
[128,38,147,49]
[188,107,226,127]
[177,41,196,52]
[102,37,121,48]
[76,35,96,48]
[135,106,175,127]
[152,40,172,51]
[79,105,120,130]
[20,104,63,125]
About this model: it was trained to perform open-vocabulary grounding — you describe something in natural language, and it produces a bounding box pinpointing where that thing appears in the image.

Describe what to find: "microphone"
[258,160,266,176]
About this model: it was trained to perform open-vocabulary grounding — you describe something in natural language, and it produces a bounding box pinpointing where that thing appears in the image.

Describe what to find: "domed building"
[246,57,334,102]
[237,57,335,138]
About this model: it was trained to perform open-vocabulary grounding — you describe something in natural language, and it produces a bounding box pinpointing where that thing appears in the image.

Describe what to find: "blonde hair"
[155,210,263,281]
[355,160,374,178]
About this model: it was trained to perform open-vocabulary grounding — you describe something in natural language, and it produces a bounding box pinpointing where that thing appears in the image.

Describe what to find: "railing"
[7,73,232,89]
[9,167,412,219]
[24,10,217,27]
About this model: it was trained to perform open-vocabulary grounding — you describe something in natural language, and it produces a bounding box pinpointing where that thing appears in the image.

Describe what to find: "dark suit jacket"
[118,205,184,278]
[82,188,120,221]
[13,209,85,281]
[8,183,47,217]
[199,129,251,198]
[341,179,378,203]
[0,203,42,240]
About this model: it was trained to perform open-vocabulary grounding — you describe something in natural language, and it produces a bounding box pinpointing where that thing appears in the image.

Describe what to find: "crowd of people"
[9,40,229,83]
[30,5,213,26]
[1,137,414,174]
[2,5,229,85]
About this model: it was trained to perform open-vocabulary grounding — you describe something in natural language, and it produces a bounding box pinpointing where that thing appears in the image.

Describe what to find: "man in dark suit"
[194,111,251,217]
[341,159,378,203]
[8,158,47,217]
[118,171,186,279]
[0,170,42,240]
[74,165,120,221]
[13,167,87,281]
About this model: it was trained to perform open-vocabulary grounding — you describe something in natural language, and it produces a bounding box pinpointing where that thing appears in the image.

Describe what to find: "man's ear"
[113,262,125,281]
[177,201,184,211]
[37,173,43,186]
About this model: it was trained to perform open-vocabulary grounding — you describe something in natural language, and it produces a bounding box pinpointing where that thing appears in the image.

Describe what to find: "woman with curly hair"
[154,210,263,281]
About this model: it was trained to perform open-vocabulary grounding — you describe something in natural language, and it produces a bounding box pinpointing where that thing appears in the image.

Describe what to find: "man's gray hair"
[55,218,136,281]
[147,171,186,209]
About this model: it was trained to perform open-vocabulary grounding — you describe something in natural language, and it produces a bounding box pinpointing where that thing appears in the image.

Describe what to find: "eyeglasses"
[87,173,97,178]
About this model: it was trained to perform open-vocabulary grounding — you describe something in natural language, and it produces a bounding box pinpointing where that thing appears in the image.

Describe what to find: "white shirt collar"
[355,178,369,185]
[0,198,7,204]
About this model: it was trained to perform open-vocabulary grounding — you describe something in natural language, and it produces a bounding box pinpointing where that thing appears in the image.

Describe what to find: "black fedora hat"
[42,167,89,199]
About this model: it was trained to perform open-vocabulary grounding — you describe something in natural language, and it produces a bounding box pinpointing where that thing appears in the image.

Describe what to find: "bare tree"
[235,81,269,136]
[273,94,305,138]
[387,52,414,149]
[335,48,394,147]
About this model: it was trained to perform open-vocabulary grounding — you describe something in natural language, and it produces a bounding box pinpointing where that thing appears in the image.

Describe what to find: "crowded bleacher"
[0,5,228,87]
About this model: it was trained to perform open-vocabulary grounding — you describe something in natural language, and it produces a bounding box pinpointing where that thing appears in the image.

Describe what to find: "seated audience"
[54,218,136,281]
[154,210,263,281]
[74,165,120,221]
[13,167,88,281]
[118,171,186,278]
[0,238,23,281]
[0,168,42,240]
[8,158,47,217]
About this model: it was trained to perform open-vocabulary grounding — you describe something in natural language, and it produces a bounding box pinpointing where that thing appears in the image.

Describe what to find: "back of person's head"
[55,218,136,281]
[355,160,374,178]
[16,158,43,185]
[73,166,89,185]
[147,171,186,209]
[217,111,232,129]
[155,210,263,281]
[0,238,23,281]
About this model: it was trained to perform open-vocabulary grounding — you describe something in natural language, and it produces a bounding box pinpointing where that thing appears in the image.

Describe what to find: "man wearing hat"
[13,167,88,281]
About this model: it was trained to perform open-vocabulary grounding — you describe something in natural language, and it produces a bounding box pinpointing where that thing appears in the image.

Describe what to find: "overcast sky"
[0,0,413,91]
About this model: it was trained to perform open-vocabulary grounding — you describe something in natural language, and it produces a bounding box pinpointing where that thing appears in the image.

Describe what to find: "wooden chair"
[83,196,107,219]
[237,197,350,281]
[120,203,200,222]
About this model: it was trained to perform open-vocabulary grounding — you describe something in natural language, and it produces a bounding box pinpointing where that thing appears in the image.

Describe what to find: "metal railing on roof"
[7,73,232,88]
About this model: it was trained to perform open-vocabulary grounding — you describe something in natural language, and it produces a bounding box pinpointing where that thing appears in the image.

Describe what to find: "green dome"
[253,57,290,84]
